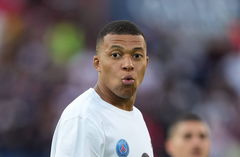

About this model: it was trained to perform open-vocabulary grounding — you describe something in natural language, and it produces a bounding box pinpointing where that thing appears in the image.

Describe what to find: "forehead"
[175,121,209,135]
[102,34,146,49]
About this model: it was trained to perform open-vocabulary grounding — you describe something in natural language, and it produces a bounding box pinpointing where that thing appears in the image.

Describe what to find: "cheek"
[203,141,211,151]
[101,62,119,81]
[171,139,188,155]
[175,139,192,155]
[176,140,187,149]
[136,64,147,81]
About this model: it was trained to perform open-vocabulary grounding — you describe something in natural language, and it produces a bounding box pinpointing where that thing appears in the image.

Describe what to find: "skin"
[166,121,211,157]
[93,34,148,111]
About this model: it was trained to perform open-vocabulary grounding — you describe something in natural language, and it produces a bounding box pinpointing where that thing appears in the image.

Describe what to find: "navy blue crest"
[116,139,129,157]
[142,153,149,157]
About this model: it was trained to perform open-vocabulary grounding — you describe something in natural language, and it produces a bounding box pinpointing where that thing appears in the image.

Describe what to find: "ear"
[165,139,173,156]
[93,55,101,72]
[146,56,149,67]
[146,55,149,66]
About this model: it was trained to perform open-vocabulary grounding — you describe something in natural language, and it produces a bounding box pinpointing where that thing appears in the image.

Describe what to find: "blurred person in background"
[165,113,211,157]
[50,20,153,157]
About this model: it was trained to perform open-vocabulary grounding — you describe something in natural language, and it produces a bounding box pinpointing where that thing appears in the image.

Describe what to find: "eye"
[199,133,207,139]
[183,133,192,140]
[133,53,143,59]
[111,52,121,58]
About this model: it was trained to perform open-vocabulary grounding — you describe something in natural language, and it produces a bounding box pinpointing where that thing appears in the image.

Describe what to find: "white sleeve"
[50,117,105,157]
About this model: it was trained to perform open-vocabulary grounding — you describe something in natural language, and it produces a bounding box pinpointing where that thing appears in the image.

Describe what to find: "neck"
[94,83,135,111]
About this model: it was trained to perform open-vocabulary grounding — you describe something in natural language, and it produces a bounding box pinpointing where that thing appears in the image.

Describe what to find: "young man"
[50,20,153,157]
[166,114,211,157]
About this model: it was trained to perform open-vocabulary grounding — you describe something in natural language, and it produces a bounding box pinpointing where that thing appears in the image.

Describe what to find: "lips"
[191,147,202,157]
[122,75,135,85]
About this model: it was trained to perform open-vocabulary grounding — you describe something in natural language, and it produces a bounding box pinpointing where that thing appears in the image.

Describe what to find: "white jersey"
[51,88,153,157]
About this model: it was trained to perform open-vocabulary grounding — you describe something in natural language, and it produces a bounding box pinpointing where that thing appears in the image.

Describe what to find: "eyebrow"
[133,47,144,52]
[110,45,144,52]
[110,45,124,50]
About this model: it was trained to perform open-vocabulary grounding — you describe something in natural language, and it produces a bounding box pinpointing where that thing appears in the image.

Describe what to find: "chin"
[117,86,136,99]
[190,153,205,157]
[118,93,133,99]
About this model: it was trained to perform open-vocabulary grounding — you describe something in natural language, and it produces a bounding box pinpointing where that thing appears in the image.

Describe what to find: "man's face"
[167,121,211,157]
[94,34,148,99]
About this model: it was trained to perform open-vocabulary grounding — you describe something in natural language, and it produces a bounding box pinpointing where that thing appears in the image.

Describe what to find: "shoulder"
[59,88,100,124]
[133,106,143,117]
[51,113,105,157]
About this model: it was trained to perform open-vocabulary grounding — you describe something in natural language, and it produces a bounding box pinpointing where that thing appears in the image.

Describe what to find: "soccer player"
[50,20,153,157]
[165,113,211,157]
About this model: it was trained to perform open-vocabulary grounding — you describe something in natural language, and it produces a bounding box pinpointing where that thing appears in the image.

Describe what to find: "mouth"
[191,148,202,157]
[121,75,135,86]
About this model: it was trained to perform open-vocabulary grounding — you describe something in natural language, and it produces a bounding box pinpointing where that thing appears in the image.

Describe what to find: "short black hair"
[96,20,145,52]
[167,113,203,139]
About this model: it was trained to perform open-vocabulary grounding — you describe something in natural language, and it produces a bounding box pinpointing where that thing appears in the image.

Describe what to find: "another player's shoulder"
[60,88,98,122]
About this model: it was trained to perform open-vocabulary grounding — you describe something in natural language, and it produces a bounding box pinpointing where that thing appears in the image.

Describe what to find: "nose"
[192,136,202,146]
[122,56,134,71]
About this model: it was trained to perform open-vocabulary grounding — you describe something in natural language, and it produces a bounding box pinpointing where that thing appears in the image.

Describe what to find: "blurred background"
[0,0,240,157]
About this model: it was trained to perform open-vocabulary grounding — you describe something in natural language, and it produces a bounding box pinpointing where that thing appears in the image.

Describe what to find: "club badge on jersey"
[116,139,129,157]
[142,153,149,157]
